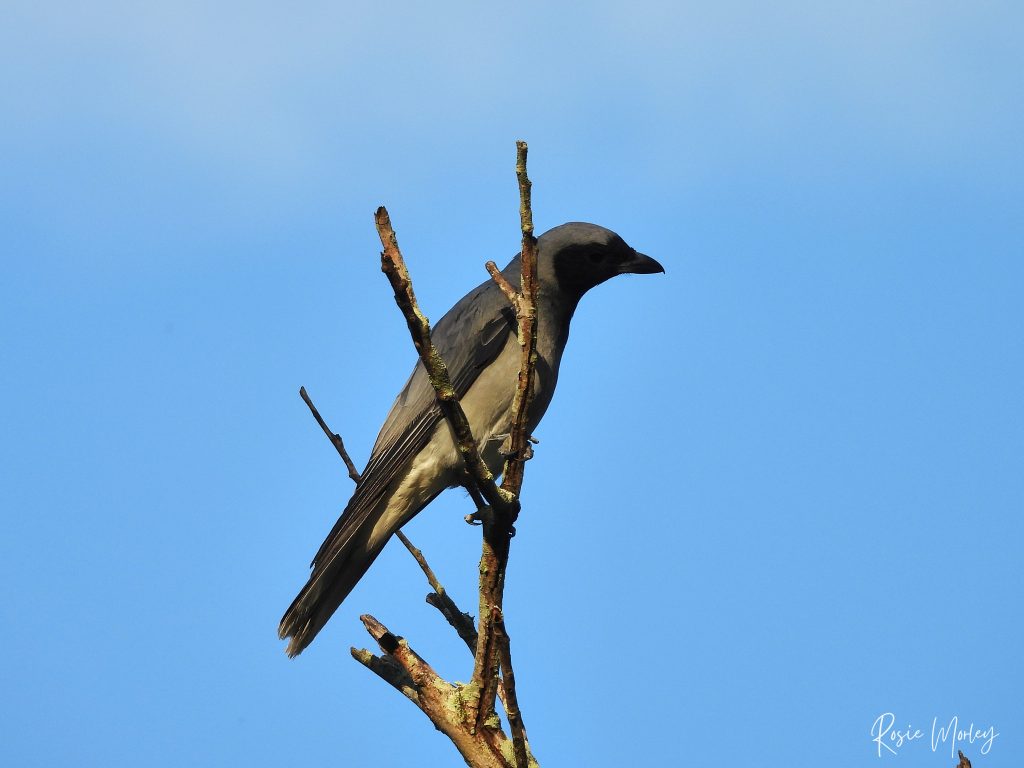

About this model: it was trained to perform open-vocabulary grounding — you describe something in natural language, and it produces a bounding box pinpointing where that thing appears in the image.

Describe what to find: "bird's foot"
[464,507,516,536]
[497,433,536,461]
[464,507,493,526]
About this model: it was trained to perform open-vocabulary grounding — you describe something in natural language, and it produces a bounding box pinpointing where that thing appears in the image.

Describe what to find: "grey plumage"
[279,222,663,657]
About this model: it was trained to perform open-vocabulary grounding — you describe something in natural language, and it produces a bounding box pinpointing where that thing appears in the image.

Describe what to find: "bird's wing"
[310,272,517,567]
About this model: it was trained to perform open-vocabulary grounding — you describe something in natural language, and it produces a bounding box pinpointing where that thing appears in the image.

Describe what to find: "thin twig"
[302,362,492,694]
[396,531,477,648]
[299,386,361,482]
[426,591,479,652]
[395,530,444,594]
[485,261,519,304]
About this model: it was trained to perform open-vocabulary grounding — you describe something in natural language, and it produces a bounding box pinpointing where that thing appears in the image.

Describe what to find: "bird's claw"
[465,507,495,526]
[497,433,536,461]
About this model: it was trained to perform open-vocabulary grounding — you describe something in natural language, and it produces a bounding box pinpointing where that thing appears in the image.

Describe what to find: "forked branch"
[306,142,541,768]
[469,141,538,752]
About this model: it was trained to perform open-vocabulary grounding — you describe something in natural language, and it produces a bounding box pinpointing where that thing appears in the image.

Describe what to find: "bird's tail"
[278,498,391,658]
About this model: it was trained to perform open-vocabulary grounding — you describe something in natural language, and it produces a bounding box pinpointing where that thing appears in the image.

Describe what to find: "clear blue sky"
[2,2,1021,766]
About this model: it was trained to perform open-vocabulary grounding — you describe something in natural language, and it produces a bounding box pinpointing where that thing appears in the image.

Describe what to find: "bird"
[279,222,664,657]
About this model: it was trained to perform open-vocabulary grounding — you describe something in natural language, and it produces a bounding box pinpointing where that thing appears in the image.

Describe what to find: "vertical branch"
[469,140,539,750]
[502,139,539,496]
[496,616,530,768]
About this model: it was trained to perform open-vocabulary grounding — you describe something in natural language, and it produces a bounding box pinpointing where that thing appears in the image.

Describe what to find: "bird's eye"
[588,252,604,263]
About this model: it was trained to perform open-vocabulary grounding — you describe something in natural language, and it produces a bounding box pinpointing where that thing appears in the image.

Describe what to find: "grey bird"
[279,222,663,656]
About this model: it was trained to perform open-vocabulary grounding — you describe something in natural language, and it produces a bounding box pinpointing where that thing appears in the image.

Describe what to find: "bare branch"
[397,530,477,647]
[469,140,540,739]
[354,144,541,767]
[496,617,530,768]
[299,386,361,483]
[425,591,478,651]
[350,647,418,702]
[299,385,485,672]
[501,138,540,497]
[395,530,445,594]
[354,614,514,768]
[397,529,521,726]
[485,260,519,304]
[375,206,514,512]
[358,614,442,690]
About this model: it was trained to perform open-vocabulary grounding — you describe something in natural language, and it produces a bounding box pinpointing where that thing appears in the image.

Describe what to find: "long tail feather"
[278,505,388,657]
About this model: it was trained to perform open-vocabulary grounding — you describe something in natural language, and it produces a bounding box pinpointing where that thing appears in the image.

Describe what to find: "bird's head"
[537,222,664,302]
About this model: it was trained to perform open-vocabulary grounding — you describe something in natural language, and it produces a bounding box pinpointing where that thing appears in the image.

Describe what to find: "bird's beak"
[619,250,665,275]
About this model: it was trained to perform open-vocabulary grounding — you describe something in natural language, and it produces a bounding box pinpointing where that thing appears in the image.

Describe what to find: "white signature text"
[871,712,998,758]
